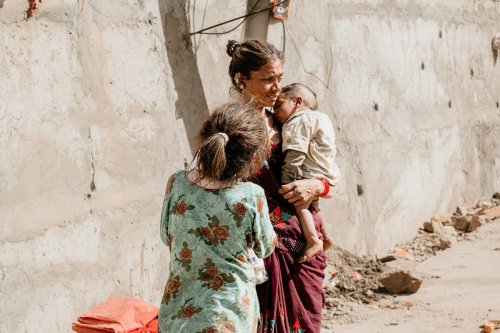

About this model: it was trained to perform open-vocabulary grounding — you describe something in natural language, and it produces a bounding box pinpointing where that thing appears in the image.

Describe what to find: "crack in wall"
[88,128,96,192]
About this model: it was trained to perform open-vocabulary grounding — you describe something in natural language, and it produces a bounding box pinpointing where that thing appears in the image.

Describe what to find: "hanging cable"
[283,21,333,89]
[281,20,286,54]
[194,0,209,52]
[184,0,289,37]
[195,0,263,36]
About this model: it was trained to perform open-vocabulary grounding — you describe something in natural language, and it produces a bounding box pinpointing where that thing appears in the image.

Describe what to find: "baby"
[274,83,340,262]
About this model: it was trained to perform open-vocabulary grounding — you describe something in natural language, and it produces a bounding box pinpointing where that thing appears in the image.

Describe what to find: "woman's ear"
[234,73,245,90]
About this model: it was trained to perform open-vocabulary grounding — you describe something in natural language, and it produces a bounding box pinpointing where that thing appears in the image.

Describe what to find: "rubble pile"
[394,192,500,262]
[324,245,386,304]
[322,245,388,323]
[322,192,500,323]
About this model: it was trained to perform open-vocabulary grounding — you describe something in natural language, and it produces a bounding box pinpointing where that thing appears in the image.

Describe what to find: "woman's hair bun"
[226,40,241,57]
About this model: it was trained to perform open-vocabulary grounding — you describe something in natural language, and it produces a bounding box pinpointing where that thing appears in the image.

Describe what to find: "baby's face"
[273,96,296,124]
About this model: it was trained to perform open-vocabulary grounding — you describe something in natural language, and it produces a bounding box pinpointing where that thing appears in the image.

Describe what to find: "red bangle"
[316,178,330,197]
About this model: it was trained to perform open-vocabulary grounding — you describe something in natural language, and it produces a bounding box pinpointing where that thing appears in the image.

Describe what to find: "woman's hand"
[278,178,325,207]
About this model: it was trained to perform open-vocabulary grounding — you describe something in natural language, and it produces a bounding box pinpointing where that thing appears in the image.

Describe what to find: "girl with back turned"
[159,102,276,332]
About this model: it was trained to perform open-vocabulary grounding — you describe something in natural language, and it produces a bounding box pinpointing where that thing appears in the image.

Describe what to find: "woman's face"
[242,59,284,107]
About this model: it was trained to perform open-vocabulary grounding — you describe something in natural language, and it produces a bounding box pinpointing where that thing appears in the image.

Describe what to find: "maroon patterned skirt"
[252,156,326,333]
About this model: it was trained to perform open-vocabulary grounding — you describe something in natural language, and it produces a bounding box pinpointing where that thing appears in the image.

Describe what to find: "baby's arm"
[281,116,312,185]
[281,149,307,185]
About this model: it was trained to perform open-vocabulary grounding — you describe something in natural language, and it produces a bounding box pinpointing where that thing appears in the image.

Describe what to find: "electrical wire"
[283,21,333,89]
[185,0,332,89]
[281,20,286,54]
[184,0,289,37]
[194,0,209,52]
[196,0,263,36]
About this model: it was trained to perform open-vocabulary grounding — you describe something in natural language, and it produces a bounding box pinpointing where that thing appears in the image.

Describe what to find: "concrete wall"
[271,0,500,255]
[188,0,500,253]
[0,0,499,331]
[0,1,193,331]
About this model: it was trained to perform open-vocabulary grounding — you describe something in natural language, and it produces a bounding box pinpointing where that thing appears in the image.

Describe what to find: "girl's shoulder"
[165,170,187,193]
[236,181,266,198]
[170,170,188,183]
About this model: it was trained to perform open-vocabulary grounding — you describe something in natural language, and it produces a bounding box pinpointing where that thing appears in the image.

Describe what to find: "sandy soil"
[321,220,500,333]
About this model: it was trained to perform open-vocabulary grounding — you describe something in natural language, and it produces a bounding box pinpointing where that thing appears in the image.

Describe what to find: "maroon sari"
[251,143,326,333]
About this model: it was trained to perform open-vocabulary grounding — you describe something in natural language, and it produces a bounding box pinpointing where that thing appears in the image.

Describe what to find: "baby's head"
[195,102,268,183]
[274,83,317,124]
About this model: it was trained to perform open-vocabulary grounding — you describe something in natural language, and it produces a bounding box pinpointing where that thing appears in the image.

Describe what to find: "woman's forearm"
[278,178,325,207]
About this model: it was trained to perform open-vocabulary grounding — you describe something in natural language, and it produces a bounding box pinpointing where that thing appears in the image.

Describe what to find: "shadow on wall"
[158,1,209,154]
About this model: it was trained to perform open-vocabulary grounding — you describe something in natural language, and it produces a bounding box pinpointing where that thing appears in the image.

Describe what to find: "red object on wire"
[28,0,37,18]
[273,0,290,20]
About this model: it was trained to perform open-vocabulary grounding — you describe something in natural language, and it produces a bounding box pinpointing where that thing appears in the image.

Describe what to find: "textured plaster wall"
[0,0,499,332]
[266,0,500,255]
[0,1,192,332]
[189,0,500,255]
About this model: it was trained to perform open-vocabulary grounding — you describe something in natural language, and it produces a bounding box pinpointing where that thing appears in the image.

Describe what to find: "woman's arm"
[278,178,333,207]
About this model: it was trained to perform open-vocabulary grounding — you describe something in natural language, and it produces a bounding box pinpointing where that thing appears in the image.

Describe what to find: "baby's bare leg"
[296,204,323,263]
[311,199,333,251]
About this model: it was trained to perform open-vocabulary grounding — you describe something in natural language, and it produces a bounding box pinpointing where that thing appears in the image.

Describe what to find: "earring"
[234,73,244,90]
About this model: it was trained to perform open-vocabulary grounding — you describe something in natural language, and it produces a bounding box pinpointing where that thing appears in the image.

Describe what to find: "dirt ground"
[321,197,500,333]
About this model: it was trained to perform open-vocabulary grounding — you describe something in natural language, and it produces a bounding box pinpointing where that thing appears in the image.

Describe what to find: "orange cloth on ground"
[72,297,158,333]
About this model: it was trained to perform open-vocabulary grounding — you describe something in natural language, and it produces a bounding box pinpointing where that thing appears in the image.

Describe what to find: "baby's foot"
[323,237,333,251]
[298,239,323,263]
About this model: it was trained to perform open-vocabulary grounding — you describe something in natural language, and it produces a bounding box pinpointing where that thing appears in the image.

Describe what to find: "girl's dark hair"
[194,102,268,183]
[226,39,284,91]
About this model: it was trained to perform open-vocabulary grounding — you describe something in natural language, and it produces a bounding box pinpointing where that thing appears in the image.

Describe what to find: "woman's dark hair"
[194,102,268,183]
[226,39,284,91]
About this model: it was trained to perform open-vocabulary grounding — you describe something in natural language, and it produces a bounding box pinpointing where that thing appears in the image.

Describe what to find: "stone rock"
[423,221,433,233]
[466,215,489,232]
[325,297,339,307]
[476,201,494,210]
[431,220,446,237]
[452,216,472,231]
[379,270,422,294]
[379,255,396,263]
[493,192,500,200]
[455,206,468,216]
[438,238,451,250]
[431,214,453,226]
[479,205,500,221]
[443,226,458,236]
[443,234,458,246]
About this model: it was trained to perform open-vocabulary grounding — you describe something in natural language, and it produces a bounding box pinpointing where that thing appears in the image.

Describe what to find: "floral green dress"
[159,171,276,333]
